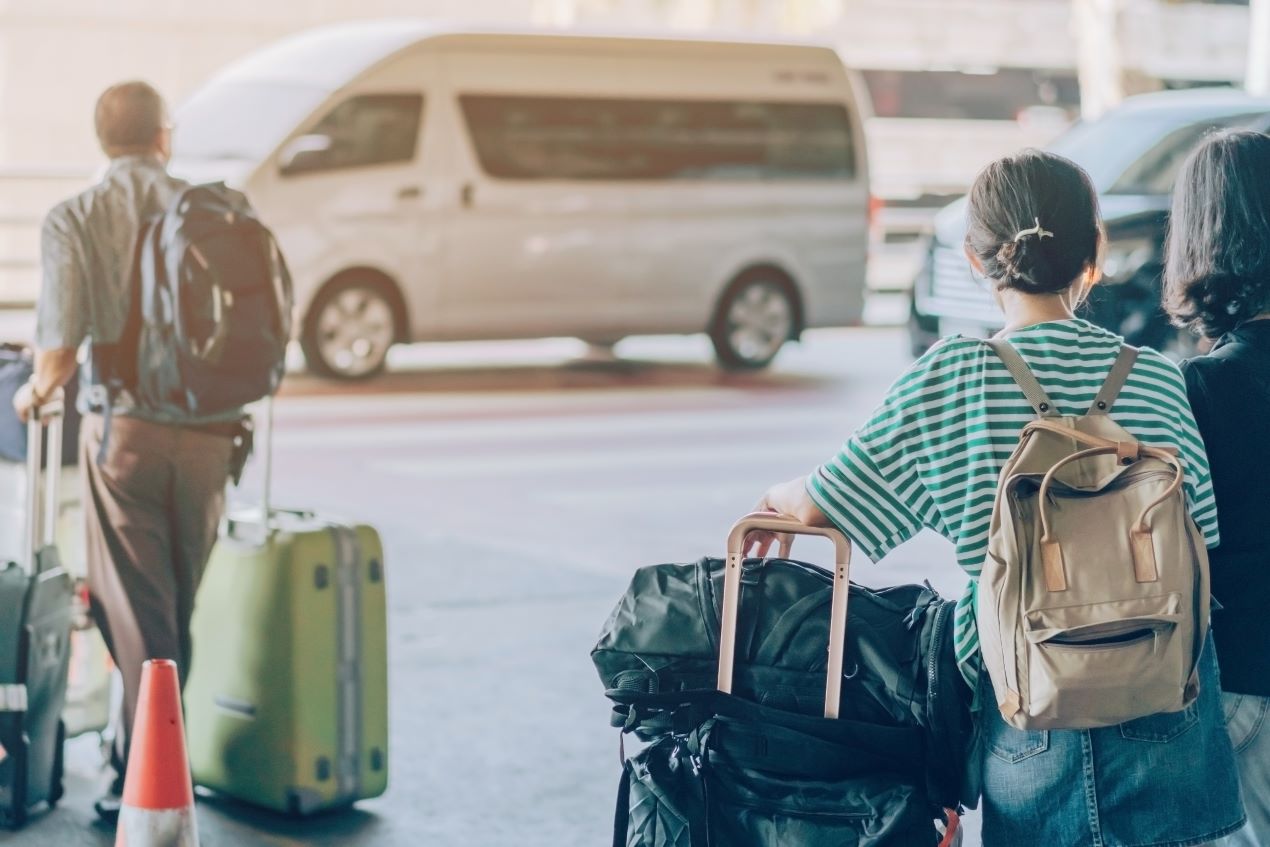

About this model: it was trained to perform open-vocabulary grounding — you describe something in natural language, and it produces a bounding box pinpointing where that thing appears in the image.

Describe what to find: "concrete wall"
[0,1,540,167]
[0,0,1253,303]
[0,0,1252,169]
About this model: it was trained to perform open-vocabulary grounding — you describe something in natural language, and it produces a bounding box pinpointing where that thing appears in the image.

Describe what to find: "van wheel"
[710,273,798,370]
[301,276,400,380]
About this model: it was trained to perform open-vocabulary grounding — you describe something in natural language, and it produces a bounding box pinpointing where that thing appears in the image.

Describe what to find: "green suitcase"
[185,405,388,815]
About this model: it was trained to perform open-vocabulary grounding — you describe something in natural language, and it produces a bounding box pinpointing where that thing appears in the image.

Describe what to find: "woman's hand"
[745,475,830,557]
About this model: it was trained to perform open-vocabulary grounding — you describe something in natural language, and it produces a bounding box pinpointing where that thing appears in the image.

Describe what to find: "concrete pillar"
[1072,0,1125,119]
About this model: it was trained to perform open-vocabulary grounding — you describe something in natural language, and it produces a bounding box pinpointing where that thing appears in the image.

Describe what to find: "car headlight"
[1100,238,1156,285]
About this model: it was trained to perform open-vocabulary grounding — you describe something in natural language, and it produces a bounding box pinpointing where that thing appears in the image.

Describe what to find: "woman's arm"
[746,339,957,560]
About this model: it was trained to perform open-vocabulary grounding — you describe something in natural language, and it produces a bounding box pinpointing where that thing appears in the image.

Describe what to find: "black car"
[909,89,1270,356]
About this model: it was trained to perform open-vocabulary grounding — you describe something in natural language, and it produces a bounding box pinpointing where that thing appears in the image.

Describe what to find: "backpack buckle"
[1116,441,1140,465]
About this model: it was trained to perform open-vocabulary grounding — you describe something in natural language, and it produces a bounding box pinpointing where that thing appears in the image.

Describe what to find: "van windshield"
[173,80,329,162]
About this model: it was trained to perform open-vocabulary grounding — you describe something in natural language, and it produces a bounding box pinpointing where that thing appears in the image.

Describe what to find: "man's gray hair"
[94,81,168,157]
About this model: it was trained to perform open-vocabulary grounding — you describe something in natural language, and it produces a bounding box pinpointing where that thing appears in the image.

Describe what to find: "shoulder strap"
[986,338,1058,418]
[92,217,159,465]
[1088,345,1139,415]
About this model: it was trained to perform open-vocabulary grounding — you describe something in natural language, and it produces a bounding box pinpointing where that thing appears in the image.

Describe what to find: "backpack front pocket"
[1021,593,1188,727]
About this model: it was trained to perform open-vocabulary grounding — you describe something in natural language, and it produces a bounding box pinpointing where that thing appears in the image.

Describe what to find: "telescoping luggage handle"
[25,388,64,574]
[260,393,274,528]
[226,396,319,539]
[231,394,280,536]
[720,513,852,719]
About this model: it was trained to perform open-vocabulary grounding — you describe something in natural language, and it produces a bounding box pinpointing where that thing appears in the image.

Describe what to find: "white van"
[171,23,872,379]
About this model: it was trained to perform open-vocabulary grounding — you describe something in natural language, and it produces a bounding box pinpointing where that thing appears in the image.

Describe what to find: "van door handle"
[460,183,475,209]
[397,185,422,200]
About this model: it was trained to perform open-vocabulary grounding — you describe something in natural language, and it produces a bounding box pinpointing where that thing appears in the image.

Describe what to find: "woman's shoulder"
[899,334,988,382]
[1122,345,1189,393]
[917,334,988,365]
[1133,345,1183,373]
[870,335,991,417]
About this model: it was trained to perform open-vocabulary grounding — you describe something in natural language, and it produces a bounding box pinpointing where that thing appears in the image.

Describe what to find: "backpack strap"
[1087,345,1139,415]
[986,338,1059,418]
[611,761,631,847]
[92,217,156,465]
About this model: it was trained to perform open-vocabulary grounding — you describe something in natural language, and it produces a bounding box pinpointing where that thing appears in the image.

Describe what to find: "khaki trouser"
[80,413,232,780]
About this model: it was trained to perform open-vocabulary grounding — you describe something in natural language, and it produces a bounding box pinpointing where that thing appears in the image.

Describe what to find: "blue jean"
[979,638,1246,847]
[1219,693,1270,847]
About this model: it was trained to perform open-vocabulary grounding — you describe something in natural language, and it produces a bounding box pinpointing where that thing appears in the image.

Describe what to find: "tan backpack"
[977,340,1210,730]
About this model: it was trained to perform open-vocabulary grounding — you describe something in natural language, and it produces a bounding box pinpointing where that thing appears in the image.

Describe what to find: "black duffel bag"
[593,525,972,815]
[615,693,938,847]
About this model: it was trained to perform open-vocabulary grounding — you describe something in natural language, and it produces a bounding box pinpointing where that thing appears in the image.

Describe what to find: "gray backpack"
[100,183,292,420]
[977,341,1210,730]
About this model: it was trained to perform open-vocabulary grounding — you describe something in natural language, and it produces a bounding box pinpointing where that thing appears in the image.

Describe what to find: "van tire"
[301,273,404,380]
[709,270,800,370]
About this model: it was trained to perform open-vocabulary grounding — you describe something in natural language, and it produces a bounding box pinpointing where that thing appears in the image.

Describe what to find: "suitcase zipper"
[926,598,966,810]
[927,600,948,723]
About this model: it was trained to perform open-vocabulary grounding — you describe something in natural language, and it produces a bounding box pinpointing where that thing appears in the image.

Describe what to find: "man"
[15,81,237,820]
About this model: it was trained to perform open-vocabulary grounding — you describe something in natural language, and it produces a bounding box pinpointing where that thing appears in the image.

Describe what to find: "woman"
[1166,129,1270,847]
[750,149,1244,846]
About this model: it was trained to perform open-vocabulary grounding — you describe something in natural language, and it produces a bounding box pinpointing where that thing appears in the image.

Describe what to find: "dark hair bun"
[965,150,1101,295]
[995,234,1062,295]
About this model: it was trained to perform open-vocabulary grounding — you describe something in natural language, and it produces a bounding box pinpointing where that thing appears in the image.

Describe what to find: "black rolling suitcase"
[0,391,72,828]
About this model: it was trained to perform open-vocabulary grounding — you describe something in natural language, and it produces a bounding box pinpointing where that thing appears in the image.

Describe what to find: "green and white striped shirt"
[807,319,1219,688]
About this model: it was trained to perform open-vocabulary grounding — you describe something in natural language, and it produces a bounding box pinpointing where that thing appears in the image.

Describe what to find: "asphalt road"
[10,325,984,846]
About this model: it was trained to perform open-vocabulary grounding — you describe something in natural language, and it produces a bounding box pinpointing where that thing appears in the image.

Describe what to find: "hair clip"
[1013,218,1054,243]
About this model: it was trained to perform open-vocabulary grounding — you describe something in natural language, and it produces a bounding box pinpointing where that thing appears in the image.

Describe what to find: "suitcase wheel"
[1,806,25,831]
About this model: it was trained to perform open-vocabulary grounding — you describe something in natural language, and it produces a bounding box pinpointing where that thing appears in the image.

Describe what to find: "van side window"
[861,69,1080,121]
[459,95,855,181]
[281,93,423,176]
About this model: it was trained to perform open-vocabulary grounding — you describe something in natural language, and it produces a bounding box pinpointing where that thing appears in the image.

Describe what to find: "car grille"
[917,243,1001,327]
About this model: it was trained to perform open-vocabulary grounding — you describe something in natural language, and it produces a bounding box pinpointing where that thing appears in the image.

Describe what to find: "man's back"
[35,154,186,416]
[21,80,239,823]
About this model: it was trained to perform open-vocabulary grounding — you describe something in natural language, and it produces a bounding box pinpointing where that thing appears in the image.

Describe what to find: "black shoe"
[93,791,121,823]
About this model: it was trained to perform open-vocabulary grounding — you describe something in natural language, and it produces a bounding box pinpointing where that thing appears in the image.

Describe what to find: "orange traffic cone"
[115,659,199,847]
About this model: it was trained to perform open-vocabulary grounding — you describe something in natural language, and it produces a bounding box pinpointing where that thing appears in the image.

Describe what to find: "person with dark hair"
[1166,129,1270,847]
[13,81,239,822]
[747,148,1244,845]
